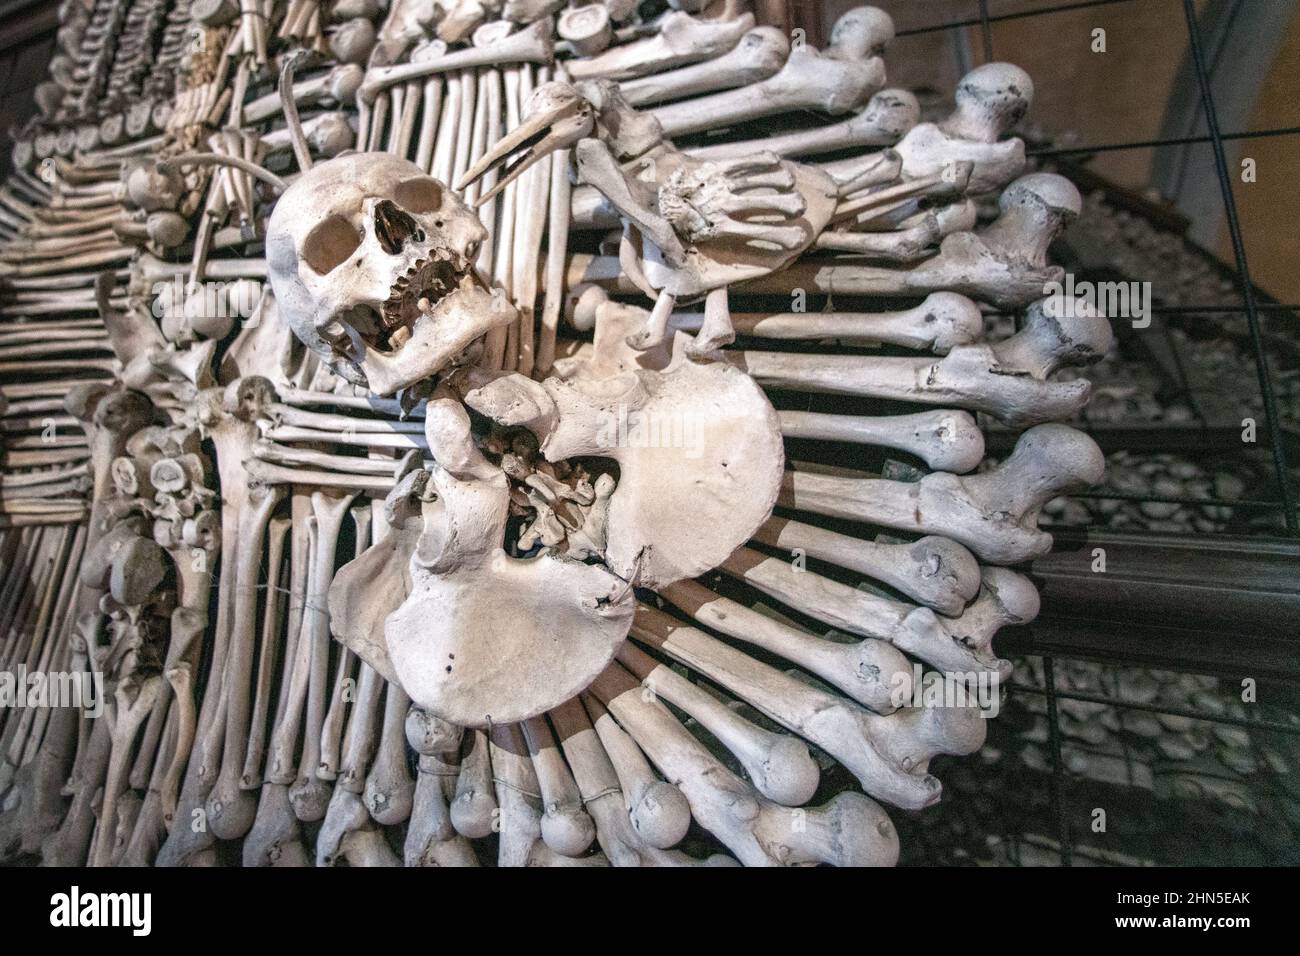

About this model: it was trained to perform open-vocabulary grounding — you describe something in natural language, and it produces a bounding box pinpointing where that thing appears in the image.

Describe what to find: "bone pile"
[0,2,1115,867]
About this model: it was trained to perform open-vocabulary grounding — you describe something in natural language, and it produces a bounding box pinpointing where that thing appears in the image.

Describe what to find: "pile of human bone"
[0,1,1118,866]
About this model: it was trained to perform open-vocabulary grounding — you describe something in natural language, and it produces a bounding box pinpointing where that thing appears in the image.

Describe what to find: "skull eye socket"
[393,177,444,213]
[302,214,363,275]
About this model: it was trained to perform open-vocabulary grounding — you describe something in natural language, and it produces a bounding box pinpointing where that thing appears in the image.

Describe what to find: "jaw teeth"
[390,325,412,349]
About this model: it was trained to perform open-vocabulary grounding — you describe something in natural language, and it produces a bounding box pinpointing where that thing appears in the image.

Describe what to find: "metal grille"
[791,0,1300,866]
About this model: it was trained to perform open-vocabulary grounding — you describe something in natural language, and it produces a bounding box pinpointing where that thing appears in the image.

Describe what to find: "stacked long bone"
[0,1,1113,867]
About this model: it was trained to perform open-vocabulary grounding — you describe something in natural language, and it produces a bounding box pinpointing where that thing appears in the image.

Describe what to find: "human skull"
[266,153,515,396]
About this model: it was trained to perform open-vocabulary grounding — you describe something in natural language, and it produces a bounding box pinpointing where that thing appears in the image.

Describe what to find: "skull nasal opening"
[374,199,424,254]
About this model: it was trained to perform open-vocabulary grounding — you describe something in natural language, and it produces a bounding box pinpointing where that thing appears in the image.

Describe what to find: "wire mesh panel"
[789,0,1300,866]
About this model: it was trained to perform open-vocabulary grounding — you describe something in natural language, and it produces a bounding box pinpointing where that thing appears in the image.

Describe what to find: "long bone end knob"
[997,295,1114,379]
[827,5,896,60]
[758,791,900,867]
[966,423,1105,543]
[943,62,1035,142]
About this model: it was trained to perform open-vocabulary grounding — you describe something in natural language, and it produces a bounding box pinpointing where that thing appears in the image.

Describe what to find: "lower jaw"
[359,286,517,396]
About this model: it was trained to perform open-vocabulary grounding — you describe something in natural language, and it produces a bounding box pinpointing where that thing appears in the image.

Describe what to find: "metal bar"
[896,0,1139,38]
[1029,124,1300,158]
[1009,684,1300,736]
[1041,656,1073,867]
[976,0,994,62]
[1182,0,1298,534]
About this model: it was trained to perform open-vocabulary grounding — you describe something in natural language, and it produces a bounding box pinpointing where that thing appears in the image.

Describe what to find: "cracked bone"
[619,26,789,107]
[616,641,819,807]
[781,423,1106,564]
[566,7,755,81]
[630,603,987,811]
[717,546,1029,677]
[778,409,985,474]
[734,295,1112,428]
[590,661,899,865]
[753,517,981,616]
[649,6,892,137]
[687,88,919,161]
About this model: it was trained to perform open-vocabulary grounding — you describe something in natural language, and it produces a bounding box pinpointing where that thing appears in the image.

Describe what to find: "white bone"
[567,8,755,81]
[521,713,596,856]
[620,26,789,107]
[649,7,892,137]
[781,423,1106,563]
[616,641,820,806]
[243,65,363,123]
[630,603,988,811]
[675,291,981,352]
[360,20,554,102]
[893,63,1033,194]
[733,296,1112,427]
[582,693,691,849]
[778,409,985,474]
[753,517,981,615]
[687,89,918,161]
[443,726,493,840]
[590,661,899,864]
[549,697,731,865]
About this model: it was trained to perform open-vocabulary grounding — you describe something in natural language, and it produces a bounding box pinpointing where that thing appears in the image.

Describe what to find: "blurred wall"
[812,0,1300,302]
